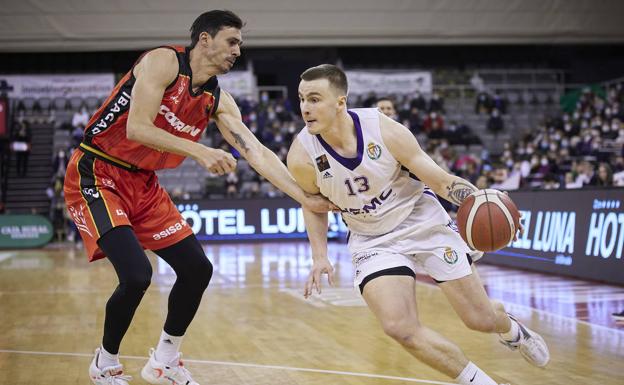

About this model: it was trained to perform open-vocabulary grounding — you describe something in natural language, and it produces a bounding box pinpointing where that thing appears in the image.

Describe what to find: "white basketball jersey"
[297,108,430,235]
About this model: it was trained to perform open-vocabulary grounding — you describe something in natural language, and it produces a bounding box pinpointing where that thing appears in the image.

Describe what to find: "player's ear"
[199,31,212,47]
[337,95,347,109]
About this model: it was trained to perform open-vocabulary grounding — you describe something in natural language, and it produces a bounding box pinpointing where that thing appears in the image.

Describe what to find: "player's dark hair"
[300,64,348,96]
[376,96,394,105]
[190,10,244,48]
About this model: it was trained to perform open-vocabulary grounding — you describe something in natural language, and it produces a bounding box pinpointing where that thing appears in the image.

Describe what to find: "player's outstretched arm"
[126,48,236,175]
[214,90,334,213]
[287,138,334,298]
[380,114,477,206]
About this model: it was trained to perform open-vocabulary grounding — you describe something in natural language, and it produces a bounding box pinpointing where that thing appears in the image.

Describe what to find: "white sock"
[97,346,120,368]
[500,317,520,342]
[455,362,498,385]
[154,330,183,364]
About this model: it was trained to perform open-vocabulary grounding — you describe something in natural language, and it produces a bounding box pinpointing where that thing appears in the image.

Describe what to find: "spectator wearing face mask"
[11,121,32,177]
[486,108,504,136]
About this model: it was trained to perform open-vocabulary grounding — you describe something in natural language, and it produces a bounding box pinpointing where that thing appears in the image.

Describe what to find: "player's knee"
[124,264,153,294]
[381,318,420,344]
[192,256,213,289]
[462,310,497,332]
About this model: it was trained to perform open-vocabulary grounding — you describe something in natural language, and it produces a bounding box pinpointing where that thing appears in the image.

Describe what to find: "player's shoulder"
[349,107,381,119]
[141,47,178,66]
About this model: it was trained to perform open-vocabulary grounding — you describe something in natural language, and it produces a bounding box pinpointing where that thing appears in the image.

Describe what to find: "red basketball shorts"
[64,149,193,261]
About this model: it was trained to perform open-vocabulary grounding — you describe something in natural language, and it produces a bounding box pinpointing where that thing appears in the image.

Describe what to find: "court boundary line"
[0,348,455,385]
[415,281,624,335]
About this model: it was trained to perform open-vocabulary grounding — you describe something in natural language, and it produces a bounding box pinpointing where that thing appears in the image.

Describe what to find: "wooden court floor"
[0,241,623,385]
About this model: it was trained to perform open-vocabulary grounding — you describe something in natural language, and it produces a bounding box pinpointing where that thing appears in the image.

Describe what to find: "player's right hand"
[194,147,237,175]
[304,257,335,299]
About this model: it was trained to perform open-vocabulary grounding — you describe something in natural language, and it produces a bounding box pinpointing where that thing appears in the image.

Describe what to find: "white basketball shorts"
[348,193,481,288]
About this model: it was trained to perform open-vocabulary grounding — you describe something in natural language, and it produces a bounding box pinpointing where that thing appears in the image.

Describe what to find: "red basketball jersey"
[82,46,219,170]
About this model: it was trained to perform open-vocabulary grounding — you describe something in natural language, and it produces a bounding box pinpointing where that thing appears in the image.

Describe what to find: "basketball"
[456,189,520,252]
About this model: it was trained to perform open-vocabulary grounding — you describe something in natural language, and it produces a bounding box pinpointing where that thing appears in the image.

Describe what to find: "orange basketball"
[456,189,520,252]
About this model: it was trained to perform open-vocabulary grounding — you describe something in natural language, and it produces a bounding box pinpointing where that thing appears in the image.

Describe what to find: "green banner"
[0,215,54,249]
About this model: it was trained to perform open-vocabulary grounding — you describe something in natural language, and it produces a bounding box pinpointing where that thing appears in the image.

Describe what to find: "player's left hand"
[304,257,335,298]
[303,192,340,213]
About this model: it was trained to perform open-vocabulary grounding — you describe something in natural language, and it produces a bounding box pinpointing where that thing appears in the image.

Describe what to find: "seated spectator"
[11,121,32,177]
[410,91,427,111]
[225,172,239,198]
[71,106,90,130]
[590,163,613,186]
[428,91,444,113]
[423,111,444,135]
[71,124,84,148]
[407,107,423,134]
[475,91,492,114]
[492,91,507,114]
[376,97,398,120]
[486,109,504,135]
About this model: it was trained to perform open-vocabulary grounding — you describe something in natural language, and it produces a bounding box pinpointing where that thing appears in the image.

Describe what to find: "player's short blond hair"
[300,64,348,96]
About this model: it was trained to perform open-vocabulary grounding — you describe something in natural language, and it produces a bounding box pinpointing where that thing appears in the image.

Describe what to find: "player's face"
[298,79,344,135]
[376,100,396,118]
[205,27,242,74]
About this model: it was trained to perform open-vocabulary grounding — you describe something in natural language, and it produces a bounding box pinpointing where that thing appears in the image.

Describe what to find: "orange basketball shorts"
[64,149,193,261]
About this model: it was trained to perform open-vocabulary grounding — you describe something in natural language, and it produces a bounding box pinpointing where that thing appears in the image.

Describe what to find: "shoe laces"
[165,354,195,382]
[101,366,132,384]
[520,333,542,353]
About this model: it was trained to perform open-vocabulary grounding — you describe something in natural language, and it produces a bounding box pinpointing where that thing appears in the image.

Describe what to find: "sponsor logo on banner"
[0,215,54,248]
[0,74,115,99]
[346,70,432,95]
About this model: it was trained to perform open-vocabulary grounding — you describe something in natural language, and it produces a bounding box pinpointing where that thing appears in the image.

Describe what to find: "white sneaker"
[141,348,199,385]
[500,313,550,368]
[89,348,132,385]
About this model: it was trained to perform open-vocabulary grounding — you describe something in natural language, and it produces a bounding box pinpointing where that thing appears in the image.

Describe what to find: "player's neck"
[320,111,357,154]
[188,47,220,89]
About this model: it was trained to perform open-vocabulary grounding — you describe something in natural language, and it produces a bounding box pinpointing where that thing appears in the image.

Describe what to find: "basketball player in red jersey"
[64,10,334,385]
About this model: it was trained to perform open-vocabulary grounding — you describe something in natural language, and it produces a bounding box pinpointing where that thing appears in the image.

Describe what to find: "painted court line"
[0,349,455,385]
[415,281,624,335]
[0,252,16,263]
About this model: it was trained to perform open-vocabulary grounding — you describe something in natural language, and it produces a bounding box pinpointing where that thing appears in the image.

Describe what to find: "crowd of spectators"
[14,82,624,244]
[430,84,624,192]
[186,84,624,199]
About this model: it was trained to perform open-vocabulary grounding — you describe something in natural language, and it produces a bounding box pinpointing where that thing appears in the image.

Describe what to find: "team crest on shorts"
[443,247,459,264]
[366,142,382,160]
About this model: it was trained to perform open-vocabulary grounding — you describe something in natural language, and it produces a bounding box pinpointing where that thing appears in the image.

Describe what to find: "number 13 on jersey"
[345,176,370,196]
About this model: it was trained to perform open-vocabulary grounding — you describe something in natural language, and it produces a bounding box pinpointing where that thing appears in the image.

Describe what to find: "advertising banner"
[483,188,624,285]
[175,198,347,241]
[346,71,432,95]
[0,215,54,249]
[217,71,256,98]
[0,74,115,99]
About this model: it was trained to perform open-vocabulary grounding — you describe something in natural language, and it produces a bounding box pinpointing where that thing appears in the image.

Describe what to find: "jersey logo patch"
[443,247,459,265]
[322,171,333,179]
[367,142,382,160]
[316,154,330,171]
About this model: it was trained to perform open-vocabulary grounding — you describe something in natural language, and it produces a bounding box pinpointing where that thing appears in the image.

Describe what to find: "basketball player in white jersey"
[287,64,550,385]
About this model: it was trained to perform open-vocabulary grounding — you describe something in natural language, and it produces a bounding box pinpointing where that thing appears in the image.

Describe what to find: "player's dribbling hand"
[304,258,335,298]
[194,147,237,175]
[303,192,340,213]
